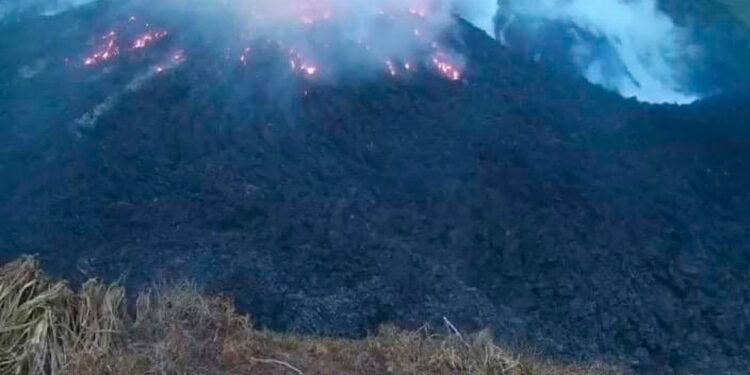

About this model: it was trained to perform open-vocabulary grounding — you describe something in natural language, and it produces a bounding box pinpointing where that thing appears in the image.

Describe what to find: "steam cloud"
[501,0,699,104]
[0,0,94,18]
[128,0,500,81]
[3,0,702,104]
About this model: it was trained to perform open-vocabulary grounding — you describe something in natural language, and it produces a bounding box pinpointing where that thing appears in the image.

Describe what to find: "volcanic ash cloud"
[503,0,699,104]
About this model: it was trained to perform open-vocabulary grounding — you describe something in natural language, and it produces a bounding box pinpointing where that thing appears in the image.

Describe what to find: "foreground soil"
[0,257,638,375]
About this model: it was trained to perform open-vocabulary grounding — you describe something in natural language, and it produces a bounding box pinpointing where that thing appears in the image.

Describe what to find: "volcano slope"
[1,4,750,375]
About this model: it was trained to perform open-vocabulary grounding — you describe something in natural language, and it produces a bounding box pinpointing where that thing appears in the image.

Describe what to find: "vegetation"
[0,257,627,375]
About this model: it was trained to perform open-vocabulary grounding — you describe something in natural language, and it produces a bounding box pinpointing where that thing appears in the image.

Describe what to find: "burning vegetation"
[77,2,466,83]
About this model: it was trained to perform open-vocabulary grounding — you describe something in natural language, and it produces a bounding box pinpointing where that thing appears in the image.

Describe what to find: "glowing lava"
[83,17,170,67]
[239,47,252,65]
[289,49,319,77]
[80,8,464,83]
[386,60,397,76]
[84,31,119,66]
[432,55,461,81]
[132,30,168,49]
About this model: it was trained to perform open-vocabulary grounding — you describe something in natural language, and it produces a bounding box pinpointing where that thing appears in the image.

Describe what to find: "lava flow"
[132,30,168,49]
[79,2,465,82]
[84,31,119,66]
[82,16,170,67]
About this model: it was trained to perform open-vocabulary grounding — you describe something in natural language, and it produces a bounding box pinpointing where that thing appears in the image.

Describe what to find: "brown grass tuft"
[1,257,630,375]
[0,256,124,375]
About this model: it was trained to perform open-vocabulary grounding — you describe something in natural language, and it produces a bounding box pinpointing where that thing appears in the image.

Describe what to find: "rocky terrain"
[1,257,627,375]
[1,1,749,374]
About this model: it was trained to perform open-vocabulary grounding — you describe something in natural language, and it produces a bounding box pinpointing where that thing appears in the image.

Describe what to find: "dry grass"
[0,257,124,375]
[1,257,628,375]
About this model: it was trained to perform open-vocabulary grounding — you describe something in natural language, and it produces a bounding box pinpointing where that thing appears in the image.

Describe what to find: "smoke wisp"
[0,0,95,18]
[4,0,704,105]
[502,0,699,104]
[106,0,502,82]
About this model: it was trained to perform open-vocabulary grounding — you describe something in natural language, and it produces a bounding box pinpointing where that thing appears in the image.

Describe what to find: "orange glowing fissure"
[81,6,463,82]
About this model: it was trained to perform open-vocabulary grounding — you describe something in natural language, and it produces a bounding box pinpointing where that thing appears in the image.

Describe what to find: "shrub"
[1,257,627,375]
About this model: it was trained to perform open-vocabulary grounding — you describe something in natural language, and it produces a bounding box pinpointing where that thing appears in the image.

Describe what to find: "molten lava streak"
[80,6,464,82]
[84,31,119,66]
[132,31,168,49]
[432,56,461,81]
[289,49,319,77]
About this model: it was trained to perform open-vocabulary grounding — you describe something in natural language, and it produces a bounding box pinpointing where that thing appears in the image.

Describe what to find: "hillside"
[1,2,749,375]
[1,257,627,375]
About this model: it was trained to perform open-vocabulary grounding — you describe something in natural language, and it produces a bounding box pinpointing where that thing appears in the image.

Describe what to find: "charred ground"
[1,3,749,375]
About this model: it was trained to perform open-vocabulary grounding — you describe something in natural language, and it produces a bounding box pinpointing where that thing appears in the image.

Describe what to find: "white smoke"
[73,57,184,135]
[206,0,698,103]
[502,0,699,104]
[0,0,95,18]
[1,0,497,80]
[135,0,499,81]
[453,0,498,36]
[2,0,702,104]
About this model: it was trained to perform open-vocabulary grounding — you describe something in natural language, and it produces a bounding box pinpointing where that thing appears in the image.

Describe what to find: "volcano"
[1,1,750,374]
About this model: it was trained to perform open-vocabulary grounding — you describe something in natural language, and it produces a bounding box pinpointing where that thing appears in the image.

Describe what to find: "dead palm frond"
[0,257,125,375]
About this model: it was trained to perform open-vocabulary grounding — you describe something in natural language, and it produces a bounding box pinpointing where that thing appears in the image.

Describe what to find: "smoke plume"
[0,0,94,18]
[120,0,501,82]
[501,0,700,104]
[2,0,704,104]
